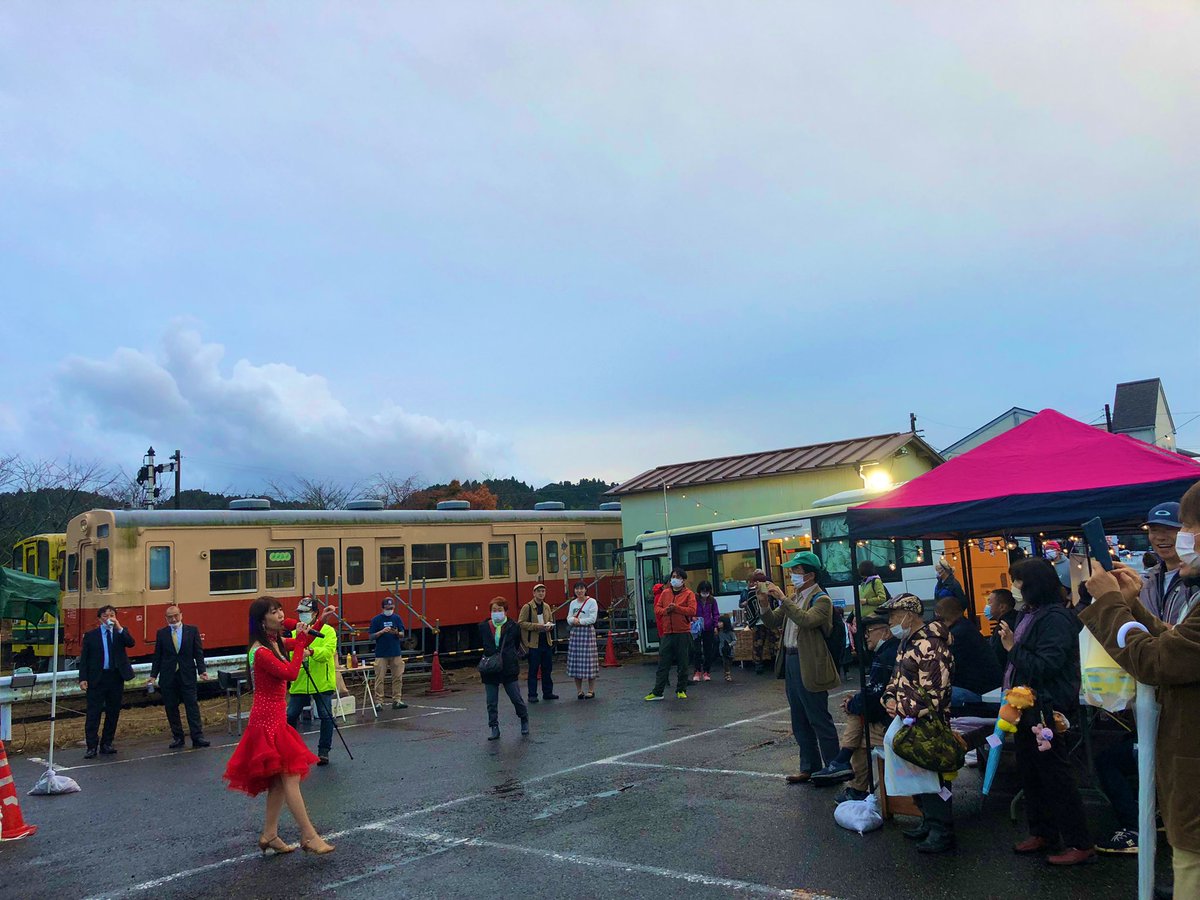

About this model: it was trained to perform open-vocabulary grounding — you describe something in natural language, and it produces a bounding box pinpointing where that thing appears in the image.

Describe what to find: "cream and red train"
[60,501,624,660]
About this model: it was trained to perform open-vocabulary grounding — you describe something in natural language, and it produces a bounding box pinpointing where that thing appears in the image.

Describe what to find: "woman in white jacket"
[566,582,599,699]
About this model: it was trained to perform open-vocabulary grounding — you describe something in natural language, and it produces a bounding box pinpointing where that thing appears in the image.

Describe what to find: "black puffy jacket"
[1007,604,1081,716]
[478,619,522,685]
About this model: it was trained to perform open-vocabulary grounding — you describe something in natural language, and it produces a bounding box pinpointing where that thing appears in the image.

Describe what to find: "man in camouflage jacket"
[880,593,956,854]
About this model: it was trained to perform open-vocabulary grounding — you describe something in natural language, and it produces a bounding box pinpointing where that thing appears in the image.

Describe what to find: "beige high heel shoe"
[300,835,336,855]
[257,834,297,856]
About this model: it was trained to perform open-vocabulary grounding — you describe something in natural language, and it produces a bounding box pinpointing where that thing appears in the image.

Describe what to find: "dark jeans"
[950,686,983,709]
[784,651,839,773]
[527,646,555,699]
[85,669,124,749]
[1015,710,1090,848]
[697,631,718,674]
[485,679,528,727]
[653,632,692,694]
[287,691,334,755]
[161,679,205,741]
[1095,735,1138,830]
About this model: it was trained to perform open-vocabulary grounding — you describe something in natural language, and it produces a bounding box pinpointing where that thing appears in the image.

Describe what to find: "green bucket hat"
[782,550,823,571]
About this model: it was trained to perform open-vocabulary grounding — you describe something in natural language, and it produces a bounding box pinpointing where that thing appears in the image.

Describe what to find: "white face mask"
[298,612,314,624]
[491,611,506,624]
[790,573,805,588]
[670,578,684,590]
[1175,532,1200,568]
[1011,583,1023,603]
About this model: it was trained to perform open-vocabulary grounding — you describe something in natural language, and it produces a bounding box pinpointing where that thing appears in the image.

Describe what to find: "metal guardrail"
[0,654,252,705]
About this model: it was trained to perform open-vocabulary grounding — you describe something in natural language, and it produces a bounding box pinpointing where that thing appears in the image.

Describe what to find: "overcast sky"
[2,2,1198,494]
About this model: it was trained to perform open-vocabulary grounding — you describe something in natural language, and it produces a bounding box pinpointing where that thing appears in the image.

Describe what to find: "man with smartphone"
[370,598,408,711]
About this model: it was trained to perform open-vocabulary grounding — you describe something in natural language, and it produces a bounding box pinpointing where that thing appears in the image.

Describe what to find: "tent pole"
[960,533,977,620]
[46,611,60,776]
[849,540,874,794]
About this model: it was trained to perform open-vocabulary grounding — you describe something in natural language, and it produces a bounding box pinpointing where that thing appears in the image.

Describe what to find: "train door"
[146,542,176,607]
[637,555,665,651]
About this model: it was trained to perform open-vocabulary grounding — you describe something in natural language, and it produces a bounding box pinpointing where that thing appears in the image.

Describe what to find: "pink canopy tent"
[847,409,1200,540]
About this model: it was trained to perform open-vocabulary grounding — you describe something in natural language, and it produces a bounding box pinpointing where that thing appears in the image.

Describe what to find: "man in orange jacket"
[645,567,698,701]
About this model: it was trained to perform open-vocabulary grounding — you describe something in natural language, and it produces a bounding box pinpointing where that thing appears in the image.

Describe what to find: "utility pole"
[910,412,919,435]
[1104,404,1113,433]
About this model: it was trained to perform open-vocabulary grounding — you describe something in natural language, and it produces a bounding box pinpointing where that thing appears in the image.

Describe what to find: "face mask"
[670,578,684,590]
[1176,532,1200,568]
[890,624,909,640]
[491,611,506,624]
[790,573,805,588]
[383,608,394,616]
[982,604,992,619]
[700,592,711,598]
[1044,550,1058,561]
[298,612,313,624]
[1011,584,1023,603]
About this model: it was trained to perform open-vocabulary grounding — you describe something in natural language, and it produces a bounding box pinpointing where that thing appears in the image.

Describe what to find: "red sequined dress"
[223,630,319,796]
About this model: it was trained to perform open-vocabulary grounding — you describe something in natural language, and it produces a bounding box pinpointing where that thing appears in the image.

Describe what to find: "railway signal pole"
[136,446,181,510]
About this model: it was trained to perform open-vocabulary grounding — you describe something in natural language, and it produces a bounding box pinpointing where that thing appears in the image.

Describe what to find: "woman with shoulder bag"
[566,582,600,699]
[479,598,529,741]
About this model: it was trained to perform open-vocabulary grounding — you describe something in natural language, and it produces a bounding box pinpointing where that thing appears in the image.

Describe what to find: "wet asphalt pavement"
[1,664,1153,899]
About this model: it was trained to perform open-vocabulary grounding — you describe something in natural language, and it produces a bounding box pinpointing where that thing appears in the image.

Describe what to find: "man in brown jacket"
[1082,481,1200,898]
[757,551,841,783]
[518,585,559,703]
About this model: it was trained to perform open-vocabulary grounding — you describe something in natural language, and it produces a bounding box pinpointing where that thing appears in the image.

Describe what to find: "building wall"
[943,409,1036,458]
[618,447,935,549]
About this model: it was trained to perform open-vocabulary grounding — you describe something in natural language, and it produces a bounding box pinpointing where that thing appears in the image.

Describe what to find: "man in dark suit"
[77,604,135,758]
[149,604,210,750]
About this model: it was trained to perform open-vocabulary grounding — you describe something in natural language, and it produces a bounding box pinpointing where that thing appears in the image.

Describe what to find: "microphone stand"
[294,611,354,760]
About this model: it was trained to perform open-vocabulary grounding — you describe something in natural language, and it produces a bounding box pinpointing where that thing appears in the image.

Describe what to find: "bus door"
[637,555,665,651]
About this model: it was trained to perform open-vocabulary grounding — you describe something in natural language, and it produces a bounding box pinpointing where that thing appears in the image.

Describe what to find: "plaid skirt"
[566,625,599,679]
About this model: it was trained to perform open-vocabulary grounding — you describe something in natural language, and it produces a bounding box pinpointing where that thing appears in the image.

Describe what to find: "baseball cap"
[782,551,823,571]
[533,583,547,591]
[296,597,314,613]
[1044,540,1062,551]
[381,597,395,608]
[878,592,923,615]
[1144,502,1182,529]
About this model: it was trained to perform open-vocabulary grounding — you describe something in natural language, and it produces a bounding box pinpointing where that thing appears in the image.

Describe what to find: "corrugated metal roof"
[1112,379,1164,432]
[607,433,939,496]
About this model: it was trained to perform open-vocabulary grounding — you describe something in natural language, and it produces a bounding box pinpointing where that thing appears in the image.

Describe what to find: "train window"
[346,546,365,586]
[489,542,510,578]
[95,548,110,590]
[569,540,588,574]
[149,546,171,590]
[450,543,483,580]
[592,539,617,571]
[545,541,559,574]
[525,542,539,575]
[10,547,18,570]
[97,524,110,538]
[267,549,296,590]
[380,546,406,584]
[85,558,94,592]
[67,554,79,591]
[37,540,50,579]
[316,547,335,588]
[58,551,66,590]
[412,544,447,581]
[210,548,258,593]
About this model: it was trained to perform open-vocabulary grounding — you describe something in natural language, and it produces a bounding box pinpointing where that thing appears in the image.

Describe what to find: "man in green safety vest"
[285,597,338,766]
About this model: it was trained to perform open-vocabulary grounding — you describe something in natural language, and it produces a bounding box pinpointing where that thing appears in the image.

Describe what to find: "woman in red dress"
[223,596,336,855]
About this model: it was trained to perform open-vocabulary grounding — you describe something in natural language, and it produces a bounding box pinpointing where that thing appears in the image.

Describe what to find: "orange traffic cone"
[600,631,621,668]
[0,740,37,841]
[426,651,450,695]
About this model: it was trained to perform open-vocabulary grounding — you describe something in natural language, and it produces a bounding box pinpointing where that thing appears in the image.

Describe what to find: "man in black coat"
[149,605,210,749]
[985,589,1019,672]
[936,596,1002,707]
[77,605,135,757]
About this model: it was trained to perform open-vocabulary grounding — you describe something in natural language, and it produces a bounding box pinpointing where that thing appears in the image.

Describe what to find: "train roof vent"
[599,502,622,511]
[229,498,271,511]
[345,499,385,511]
[436,500,471,511]
[533,501,566,511]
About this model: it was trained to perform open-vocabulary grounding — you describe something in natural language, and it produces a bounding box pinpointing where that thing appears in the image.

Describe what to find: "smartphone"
[1081,517,1114,571]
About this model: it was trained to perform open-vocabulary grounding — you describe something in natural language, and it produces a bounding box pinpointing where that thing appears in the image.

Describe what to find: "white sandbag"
[834,794,883,834]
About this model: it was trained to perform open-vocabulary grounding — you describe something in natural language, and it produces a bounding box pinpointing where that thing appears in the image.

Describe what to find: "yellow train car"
[9,533,66,659]
[61,502,624,660]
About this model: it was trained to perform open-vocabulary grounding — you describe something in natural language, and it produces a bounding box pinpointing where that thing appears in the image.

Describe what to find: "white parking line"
[600,760,781,779]
[95,704,792,896]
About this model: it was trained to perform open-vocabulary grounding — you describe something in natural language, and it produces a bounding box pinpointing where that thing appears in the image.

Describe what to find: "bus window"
[95,549,110,590]
[489,542,510,578]
[67,554,79,591]
[525,542,539,576]
[380,546,405,584]
[37,540,50,579]
[346,546,364,586]
[267,549,296,590]
[316,547,336,588]
[149,546,171,590]
[450,543,483,580]
[545,541,559,574]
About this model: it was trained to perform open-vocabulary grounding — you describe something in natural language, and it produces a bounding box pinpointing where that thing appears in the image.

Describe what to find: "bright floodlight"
[864,470,892,492]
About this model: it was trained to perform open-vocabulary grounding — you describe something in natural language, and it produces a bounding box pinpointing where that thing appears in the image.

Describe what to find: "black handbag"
[892,688,966,773]
[478,652,503,676]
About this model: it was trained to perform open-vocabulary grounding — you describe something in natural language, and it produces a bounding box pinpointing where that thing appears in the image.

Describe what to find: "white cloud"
[48,321,510,490]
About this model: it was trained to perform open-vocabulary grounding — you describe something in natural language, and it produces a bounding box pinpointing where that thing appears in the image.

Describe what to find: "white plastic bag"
[1080,627,1135,712]
[834,793,883,834]
[882,715,940,796]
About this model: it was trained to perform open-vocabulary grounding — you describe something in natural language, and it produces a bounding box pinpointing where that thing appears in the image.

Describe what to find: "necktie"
[173,627,181,651]
[103,627,113,670]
